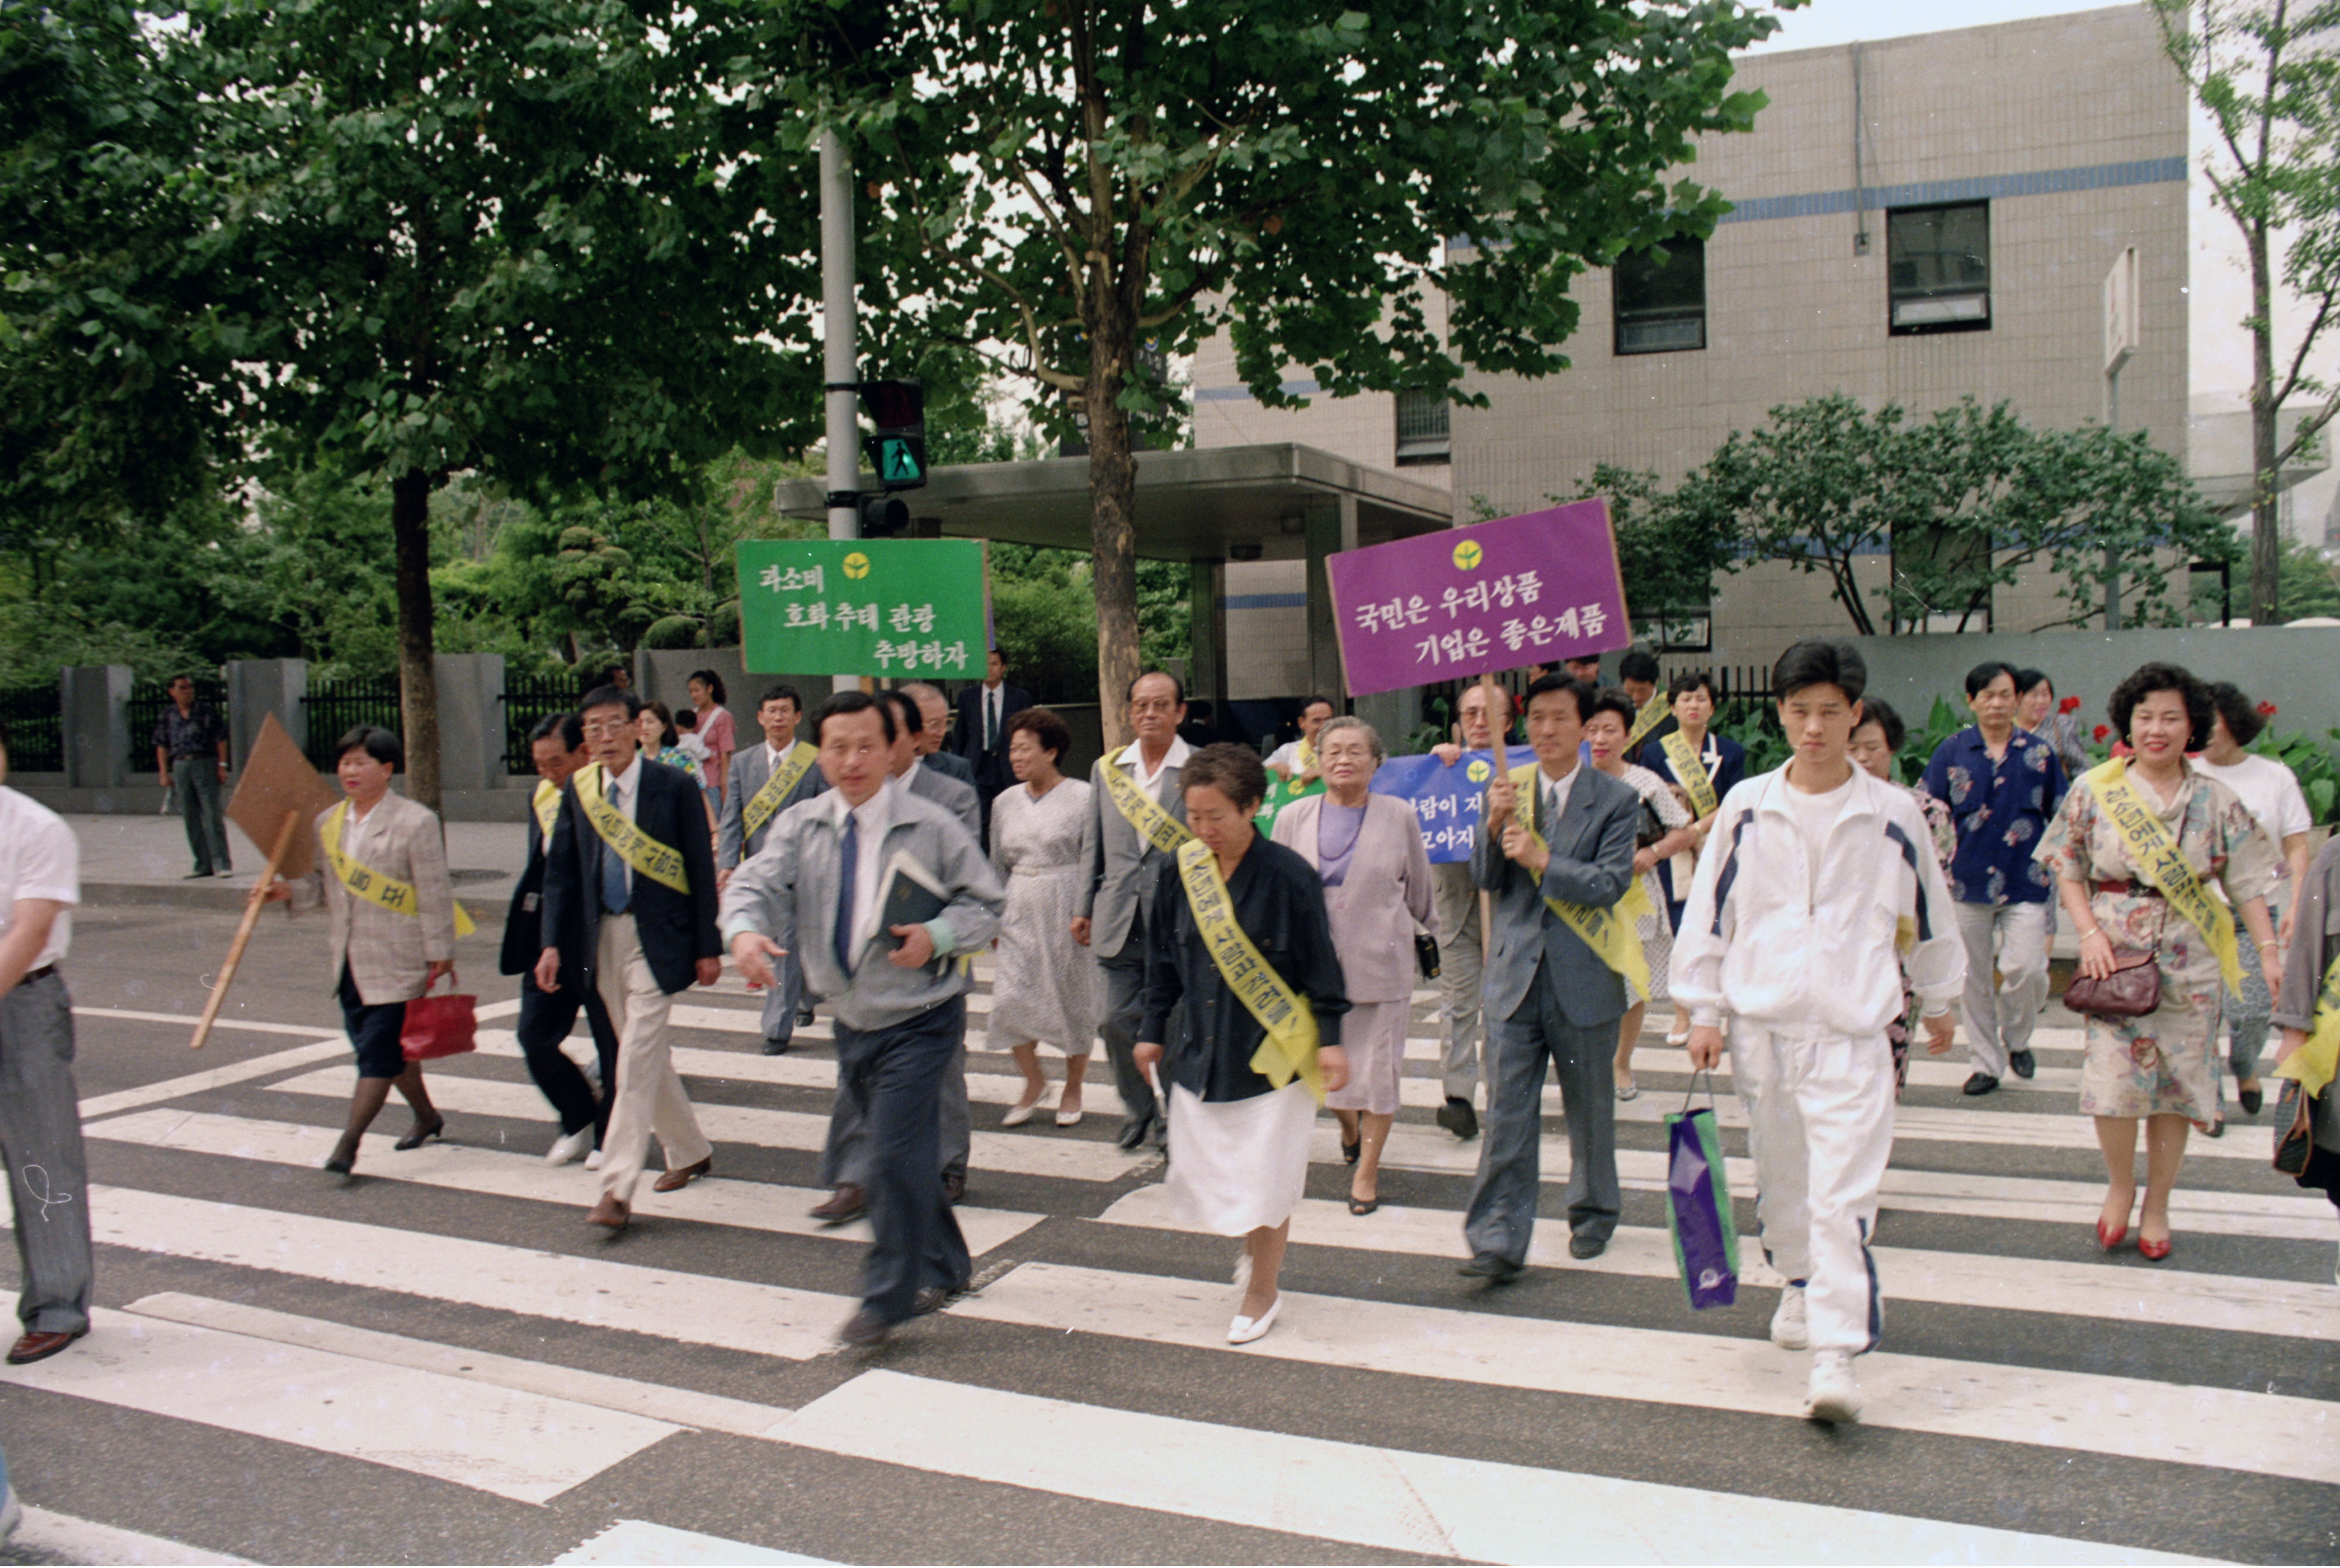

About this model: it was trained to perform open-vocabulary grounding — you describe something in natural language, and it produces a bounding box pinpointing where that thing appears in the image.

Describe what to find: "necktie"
[984,689,997,751]
[833,809,859,974]
[599,776,630,915]
[1545,783,1561,835]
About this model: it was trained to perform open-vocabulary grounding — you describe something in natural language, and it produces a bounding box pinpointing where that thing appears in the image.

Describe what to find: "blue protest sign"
[1369,750,1507,864]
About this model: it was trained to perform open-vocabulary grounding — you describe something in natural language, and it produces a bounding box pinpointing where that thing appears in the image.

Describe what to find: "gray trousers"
[1432,861,1485,1104]
[171,757,232,874]
[1097,924,1163,1126]
[821,1006,971,1186]
[760,929,806,1046]
[1463,962,1620,1264]
[1952,900,2049,1078]
[0,973,93,1336]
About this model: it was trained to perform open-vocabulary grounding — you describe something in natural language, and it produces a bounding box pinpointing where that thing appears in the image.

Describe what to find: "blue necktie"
[600,777,630,915]
[833,810,859,974]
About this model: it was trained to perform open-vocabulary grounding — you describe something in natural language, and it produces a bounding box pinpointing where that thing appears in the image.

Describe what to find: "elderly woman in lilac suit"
[1272,716,1437,1215]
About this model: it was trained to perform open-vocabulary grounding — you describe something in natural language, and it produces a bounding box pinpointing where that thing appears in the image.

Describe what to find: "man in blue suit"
[1460,674,1642,1279]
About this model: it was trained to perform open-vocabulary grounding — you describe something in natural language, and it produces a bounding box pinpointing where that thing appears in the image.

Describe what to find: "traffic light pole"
[820,129,860,695]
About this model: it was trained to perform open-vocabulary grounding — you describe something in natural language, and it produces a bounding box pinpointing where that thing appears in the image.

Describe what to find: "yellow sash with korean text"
[1509,764,1652,995]
[2087,757,2243,994]
[1659,731,1718,818]
[1625,691,1671,750]
[2272,949,2340,1097]
[322,802,477,936]
[573,762,691,894]
[1175,839,1324,1102]
[742,741,820,842]
[533,779,560,845]
[1104,758,1194,856]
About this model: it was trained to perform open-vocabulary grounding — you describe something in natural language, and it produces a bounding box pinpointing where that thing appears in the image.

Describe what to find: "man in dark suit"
[903,681,977,789]
[718,684,827,1055]
[537,685,723,1231]
[1460,674,1641,1280]
[501,713,620,1166]
[952,649,1032,834]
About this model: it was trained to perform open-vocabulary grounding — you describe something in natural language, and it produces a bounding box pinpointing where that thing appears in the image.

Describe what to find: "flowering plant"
[2093,724,2109,742]
[2257,700,2279,718]
[2060,695,2082,714]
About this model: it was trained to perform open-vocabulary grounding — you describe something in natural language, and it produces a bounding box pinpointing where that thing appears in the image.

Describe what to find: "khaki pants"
[592,914,712,1204]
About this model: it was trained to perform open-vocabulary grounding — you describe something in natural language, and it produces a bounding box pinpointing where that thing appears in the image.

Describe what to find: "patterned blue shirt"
[1918,730,2068,908]
[1921,725,2067,905]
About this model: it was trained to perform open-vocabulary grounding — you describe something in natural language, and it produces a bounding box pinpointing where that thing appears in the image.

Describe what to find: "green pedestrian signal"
[880,436,923,485]
[858,378,928,493]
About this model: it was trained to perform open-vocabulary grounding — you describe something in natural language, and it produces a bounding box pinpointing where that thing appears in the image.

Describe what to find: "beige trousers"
[592,914,712,1204]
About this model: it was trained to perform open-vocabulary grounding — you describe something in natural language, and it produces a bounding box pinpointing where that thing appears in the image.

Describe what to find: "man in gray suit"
[1075,670,1190,1149]
[718,684,826,1054]
[1461,674,1641,1279]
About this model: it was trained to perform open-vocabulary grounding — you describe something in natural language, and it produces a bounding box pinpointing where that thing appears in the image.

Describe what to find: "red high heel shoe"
[2094,1218,2128,1251]
[2137,1231,2172,1261]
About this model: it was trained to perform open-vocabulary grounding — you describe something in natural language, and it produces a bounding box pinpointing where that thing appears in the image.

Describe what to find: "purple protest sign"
[1325,499,1630,696]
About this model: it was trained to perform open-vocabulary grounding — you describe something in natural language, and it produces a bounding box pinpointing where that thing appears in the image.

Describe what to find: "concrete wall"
[225,659,307,772]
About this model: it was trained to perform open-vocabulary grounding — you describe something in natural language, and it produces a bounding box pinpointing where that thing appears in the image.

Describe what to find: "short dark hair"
[1618,649,1660,684]
[643,700,679,750]
[2110,662,2213,751]
[167,673,196,688]
[336,725,403,770]
[1522,673,1595,722]
[1181,741,1267,812]
[1128,670,1185,705]
[528,712,584,750]
[758,683,803,712]
[580,684,644,720]
[0,717,11,751]
[1774,639,1867,704]
[1299,694,1335,717]
[1854,696,1907,753]
[2013,668,2052,698]
[674,707,698,731]
[884,689,923,737]
[1964,661,2019,699]
[1667,669,1717,703]
[1006,705,1072,764]
[1585,686,1638,730]
[687,668,727,705]
[2206,680,2266,746]
[813,691,897,745]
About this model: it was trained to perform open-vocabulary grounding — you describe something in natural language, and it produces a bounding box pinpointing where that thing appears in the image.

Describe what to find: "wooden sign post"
[191,713,337,1051]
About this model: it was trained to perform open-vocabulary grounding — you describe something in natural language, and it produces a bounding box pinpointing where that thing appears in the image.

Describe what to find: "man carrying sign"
[1425,683,1515,1139]
[1459,675,1643,1278]
[719,684,827,1056]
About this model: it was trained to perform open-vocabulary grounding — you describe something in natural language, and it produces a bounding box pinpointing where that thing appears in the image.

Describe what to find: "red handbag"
[401,976,478,1062]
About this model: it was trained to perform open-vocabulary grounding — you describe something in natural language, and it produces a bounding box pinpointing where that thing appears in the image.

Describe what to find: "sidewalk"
[65,813,522,910]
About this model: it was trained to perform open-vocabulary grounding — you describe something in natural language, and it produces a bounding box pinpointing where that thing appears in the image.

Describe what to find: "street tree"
[772,0,1784,744]
[2150,0,2340,625]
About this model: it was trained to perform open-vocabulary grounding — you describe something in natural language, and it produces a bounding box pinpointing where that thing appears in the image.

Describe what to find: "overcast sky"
[1742,0,2122,52]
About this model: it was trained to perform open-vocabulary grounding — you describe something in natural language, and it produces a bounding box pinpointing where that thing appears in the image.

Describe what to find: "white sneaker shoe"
[0,1483,20,1542]
[584,1149,605,1171]
[1806,1350,1861,1424]
[545,1126,594,1166]
[1770,1285,1809,1350]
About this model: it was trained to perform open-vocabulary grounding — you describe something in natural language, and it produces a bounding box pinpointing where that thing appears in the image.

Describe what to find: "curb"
[81,869,511,913]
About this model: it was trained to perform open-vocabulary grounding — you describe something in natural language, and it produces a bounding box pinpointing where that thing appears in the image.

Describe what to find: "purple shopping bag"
[1663,1075,1740,1310]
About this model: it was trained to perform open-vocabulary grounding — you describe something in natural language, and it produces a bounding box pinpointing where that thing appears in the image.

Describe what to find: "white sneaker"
[545,1126,594,1166]
[584,1149,605,1171]
[0,1484,20,1542]
[1806,1350,1861,1424]
[1770,1285,1809,1350]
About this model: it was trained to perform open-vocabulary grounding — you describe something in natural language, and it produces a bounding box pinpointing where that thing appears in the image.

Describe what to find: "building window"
[1395,388,1450,466]
[1613,238,1707,355]
[1888,202,1990,334]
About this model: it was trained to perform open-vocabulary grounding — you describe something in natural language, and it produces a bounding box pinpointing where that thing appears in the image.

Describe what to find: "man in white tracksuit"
[1672,639,1965,1425]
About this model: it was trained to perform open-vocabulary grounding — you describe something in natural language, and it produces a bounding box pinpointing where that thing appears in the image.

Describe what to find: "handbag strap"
[1679,1068,1718,1116]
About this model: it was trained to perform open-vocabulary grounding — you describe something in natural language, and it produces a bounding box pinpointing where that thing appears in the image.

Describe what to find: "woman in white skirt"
[987,707,1099,1127]
[1136,745,1350,1345]
[1272,716,1434,1215]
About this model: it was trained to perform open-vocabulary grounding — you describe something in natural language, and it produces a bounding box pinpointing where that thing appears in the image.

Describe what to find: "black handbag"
[2274,1079,2315,1177]
[1414,932,1442,980]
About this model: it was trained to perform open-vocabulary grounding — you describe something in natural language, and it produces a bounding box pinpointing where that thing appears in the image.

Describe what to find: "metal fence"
[500,673,578,775]
[301,674,402,770]
[126,677,229,773]
[0,683,65,773]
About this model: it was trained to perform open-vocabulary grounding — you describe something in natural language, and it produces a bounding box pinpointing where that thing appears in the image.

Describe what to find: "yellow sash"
[1507,764,1651,994]
[1104,757,1193,856]
[2087,758,2243,994]
[533,779,560,846]
[1625,691,1670,750]
[322,802,476,937]
[573,761,691,894]
[1295,738,1317,776]
[742,741,820,843]
[2273,949,2340,1097]
[1660,730,1718,818]
[1175,839,1323,1102]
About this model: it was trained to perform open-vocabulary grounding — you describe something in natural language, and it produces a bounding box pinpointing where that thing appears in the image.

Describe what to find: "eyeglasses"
[581,719,634,738]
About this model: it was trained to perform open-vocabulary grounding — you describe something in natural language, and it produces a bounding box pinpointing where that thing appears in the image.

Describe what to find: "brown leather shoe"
[652,1156,712,1193]
[837,1308,891,1347]
[809,1183,865,1225]
[586,1193,630,1230]
[7,1328,85,1365]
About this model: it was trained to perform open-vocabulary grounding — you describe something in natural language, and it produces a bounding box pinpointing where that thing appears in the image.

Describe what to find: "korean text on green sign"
[735,538,988,678]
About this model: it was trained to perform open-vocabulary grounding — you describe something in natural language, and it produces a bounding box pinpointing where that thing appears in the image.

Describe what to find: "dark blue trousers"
[833,995,972,1324]
[516,970,621,1142]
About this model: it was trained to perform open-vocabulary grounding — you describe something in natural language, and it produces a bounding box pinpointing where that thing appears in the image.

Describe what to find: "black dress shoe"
[2240,1083,2265,1117]
[1568,1233,1608,1260]
[838,1308,891,1347]
[393,1117,446,1150]
[796,1005,817,1027]
[1458,1253,1523,1282]
[1116,1114,1153,1151]
[1962,1073,2000,1097]
[1341,1134,1362,1165]
[2202,1118,2226,1138]
[941,1170,966,1205]
[761,1038,791,1056]
[1436,1097,1480,1140]
[2009,1049,2036,1080]
[913,1283,966,1316]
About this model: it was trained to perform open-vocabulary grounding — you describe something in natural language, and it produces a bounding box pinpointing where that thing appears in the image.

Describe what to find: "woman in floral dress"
[2035,662,2280,1261]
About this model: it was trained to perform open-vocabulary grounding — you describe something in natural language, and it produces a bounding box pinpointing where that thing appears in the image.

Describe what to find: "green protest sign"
[736,538,987,678]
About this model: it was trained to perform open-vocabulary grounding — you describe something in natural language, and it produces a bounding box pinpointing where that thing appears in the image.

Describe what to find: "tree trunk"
[1086,309,1141,753]
[391,466,443,814]
[2248,210,2282,626]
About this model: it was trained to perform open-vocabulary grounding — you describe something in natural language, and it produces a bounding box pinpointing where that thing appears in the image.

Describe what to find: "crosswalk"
[7,964,2337,1564]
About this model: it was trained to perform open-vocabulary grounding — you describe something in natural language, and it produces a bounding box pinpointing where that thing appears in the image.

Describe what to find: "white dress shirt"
[1535,760,1579,832]
[1119,734,1193,793]
[834,775,898,958]
[0,786,78,970]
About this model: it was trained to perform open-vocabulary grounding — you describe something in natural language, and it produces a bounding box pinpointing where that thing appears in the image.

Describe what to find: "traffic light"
[859,378,926,490]
[857,493,909,537]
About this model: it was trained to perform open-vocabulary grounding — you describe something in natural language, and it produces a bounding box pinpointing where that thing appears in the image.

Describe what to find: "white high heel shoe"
[1228,1293,1283,1344]
[1000,1097,1044,1127]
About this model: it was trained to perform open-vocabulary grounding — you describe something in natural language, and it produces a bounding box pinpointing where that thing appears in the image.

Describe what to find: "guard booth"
[772,442,1456,745]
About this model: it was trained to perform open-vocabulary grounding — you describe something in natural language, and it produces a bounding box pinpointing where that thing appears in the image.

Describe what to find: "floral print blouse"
[1922,725,2067,905]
